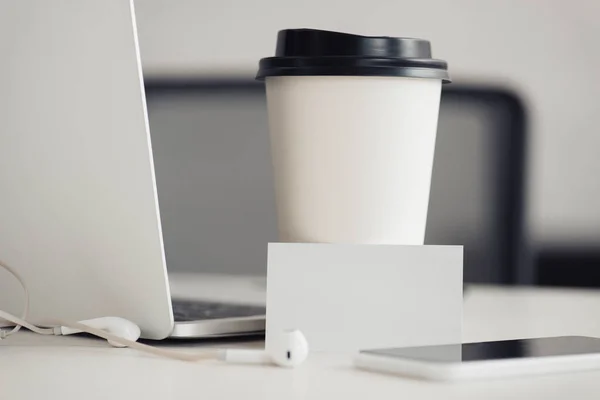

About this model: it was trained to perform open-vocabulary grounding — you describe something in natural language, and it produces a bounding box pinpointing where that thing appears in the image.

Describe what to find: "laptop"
[0,1,265,339]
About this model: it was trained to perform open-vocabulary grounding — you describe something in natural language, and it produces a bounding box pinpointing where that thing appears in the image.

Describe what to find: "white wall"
[135,0,600,246]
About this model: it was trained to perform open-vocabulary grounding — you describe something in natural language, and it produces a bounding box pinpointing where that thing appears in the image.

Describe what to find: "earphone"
[57,316,142,347]
[220,329,309,367]
[0,259,308,367]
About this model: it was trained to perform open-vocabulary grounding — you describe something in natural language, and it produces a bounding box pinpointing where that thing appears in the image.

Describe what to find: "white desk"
[3,274,600,399]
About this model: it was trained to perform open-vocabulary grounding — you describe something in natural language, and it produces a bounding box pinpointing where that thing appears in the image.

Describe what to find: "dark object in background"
[144,79,531,285]
[537,247,600,287]
[425,87,530,284]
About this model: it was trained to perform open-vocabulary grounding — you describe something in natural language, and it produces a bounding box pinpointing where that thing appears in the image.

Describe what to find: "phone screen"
[362,336,600,363]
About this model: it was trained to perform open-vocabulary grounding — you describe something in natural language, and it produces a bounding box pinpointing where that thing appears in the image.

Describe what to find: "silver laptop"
[0,0,264,339]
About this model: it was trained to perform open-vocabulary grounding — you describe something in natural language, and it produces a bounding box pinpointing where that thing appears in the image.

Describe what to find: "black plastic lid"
[256,29,450,82]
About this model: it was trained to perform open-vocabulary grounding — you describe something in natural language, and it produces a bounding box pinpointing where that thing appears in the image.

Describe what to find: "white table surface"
[3,273,600,399]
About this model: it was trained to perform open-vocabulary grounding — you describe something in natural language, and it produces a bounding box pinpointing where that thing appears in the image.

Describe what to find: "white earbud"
[58,317,141,347]
[219,329,309,368]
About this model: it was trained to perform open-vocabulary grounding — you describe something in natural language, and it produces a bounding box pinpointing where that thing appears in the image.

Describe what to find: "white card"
[266,243,463,353]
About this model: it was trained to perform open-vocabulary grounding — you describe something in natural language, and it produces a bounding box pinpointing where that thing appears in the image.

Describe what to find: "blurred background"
[130,0,599,286]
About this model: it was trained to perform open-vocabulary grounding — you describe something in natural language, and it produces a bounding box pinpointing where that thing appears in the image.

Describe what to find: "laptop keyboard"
[171,299,266,322]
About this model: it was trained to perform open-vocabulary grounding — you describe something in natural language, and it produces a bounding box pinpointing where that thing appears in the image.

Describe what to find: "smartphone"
[354,336,600,381]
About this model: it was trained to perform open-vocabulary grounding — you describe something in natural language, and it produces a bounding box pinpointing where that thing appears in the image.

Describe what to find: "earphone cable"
[0,260,219,361]
[0,259,30,338]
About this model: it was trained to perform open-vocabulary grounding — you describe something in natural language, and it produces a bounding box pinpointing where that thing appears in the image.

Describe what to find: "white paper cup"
[257,29,450,244]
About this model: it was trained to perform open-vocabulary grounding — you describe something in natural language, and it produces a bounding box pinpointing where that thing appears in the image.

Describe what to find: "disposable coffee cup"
[257,29,450,245]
